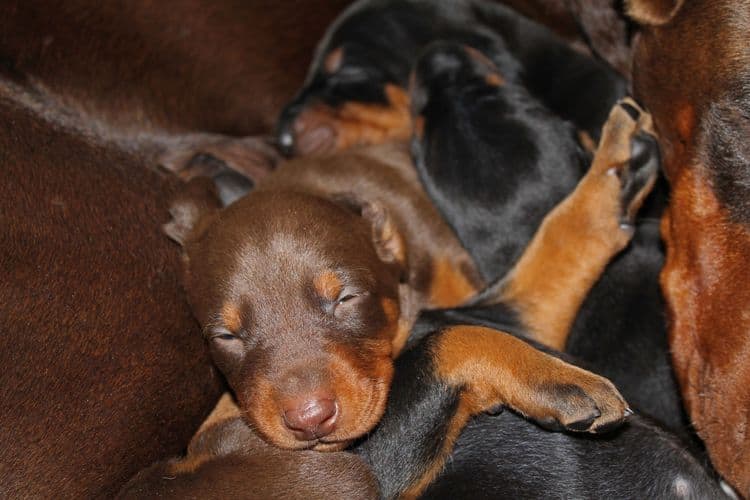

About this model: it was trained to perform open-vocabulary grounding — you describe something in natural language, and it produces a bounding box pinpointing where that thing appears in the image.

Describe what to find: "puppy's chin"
[312,440,351,452]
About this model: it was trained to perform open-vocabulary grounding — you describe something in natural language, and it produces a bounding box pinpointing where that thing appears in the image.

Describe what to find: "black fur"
[354,322,723,499]
[409,40,688,438]
[411,41,584,281]
[277,0,626,152]
[422,412,722,499]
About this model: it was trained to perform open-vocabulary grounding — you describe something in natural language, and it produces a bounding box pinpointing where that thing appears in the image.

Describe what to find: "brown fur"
[0,0,351,137]
[118,395,378,500]
[0,81,223,498]
[168,142,482,450]
[0,0,352,180]
[631,0,750,493]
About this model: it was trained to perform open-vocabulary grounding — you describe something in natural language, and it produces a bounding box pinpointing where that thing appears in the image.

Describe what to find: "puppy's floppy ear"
[163,177,222,247]
[332,192,407,268]
[626,0,685,26]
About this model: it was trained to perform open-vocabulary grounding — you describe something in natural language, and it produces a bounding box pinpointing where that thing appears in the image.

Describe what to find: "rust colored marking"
[577,130,597,154]
[499,99,656,350]
[401,399,473,498]
[484,72,505,87]
[381,297,409,355]
[626,0,685,26]
[675,103,695,142]
[167,452,213,475]
[400,325,626,497]
[313,269,343,301]
[195,393,241,435]
[323,47,344,74]
[414,115,425,139]
[222,303,242,332]
[428,258,479,309]
[293,84,412,154]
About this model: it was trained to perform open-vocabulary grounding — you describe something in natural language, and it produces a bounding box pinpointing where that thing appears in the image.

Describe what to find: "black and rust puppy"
[277,0,626,156]
[409,41,586,284]
[410,42,691,442]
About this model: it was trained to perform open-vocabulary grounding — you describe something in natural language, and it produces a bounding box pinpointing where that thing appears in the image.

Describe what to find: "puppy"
[277,0,626,156]
[162,84,662,453]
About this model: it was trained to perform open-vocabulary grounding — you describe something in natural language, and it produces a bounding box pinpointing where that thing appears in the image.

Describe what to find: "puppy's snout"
[282,395,339,440]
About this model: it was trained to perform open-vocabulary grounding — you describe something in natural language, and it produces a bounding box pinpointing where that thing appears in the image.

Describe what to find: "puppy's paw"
[158,134,281,183]
[534,369,630,434]
[575,98,659,247]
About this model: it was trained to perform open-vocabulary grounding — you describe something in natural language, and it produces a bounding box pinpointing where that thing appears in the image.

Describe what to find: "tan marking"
[167,452,213,475]
[380,297,409,355]
[660,166,750,492]
[293,84,412,154]
[222,303,242,332]
[577,130,597,154]
[497,99,657,349]
[675,103,695,142]
[485,72,505,86]
[414,115,425,139]
[313,269,343,301]
[463,46,496,70]
[195,393,242,436]
[168,394,241,475]
[376,211,407,266]
[401,399,473,498]
[428,258,480,309]
[625,0,685,26]
[323,47,344,74]
[400,325,626,497]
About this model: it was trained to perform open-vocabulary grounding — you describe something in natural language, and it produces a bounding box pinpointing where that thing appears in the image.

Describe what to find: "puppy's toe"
[618,131,660,226]
[537,375,629,434]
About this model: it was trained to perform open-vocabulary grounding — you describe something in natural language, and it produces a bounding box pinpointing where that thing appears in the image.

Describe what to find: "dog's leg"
[484,99,659,350]
[361,324,629,499]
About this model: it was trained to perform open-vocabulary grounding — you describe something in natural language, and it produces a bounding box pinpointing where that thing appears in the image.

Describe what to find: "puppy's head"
[166,182,405,450]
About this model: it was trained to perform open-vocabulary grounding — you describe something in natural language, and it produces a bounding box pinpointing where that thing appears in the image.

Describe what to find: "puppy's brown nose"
[282,397,338,441]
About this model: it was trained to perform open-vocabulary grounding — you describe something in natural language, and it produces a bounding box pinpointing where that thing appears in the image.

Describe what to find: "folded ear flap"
[626,0,685,26]
[332,192,407,269]
[163,177,222,247]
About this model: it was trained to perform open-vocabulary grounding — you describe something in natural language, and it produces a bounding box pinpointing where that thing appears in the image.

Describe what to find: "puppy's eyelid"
[209,326,238,340]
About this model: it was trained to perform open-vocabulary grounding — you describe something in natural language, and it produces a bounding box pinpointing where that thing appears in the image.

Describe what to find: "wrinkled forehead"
[188,193,380,308]
[225,230,340,299]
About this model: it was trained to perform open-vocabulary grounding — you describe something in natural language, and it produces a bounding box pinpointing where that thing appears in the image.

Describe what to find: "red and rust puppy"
[277,0,626,156]
[163,93,662,453]
[628,0,750,494]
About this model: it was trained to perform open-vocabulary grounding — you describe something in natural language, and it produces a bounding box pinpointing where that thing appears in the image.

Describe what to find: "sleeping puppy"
[277,0,626,156]
[409,41,693,445]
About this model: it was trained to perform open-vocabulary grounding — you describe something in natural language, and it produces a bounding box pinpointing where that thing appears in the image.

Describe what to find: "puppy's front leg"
[361,325,628,499]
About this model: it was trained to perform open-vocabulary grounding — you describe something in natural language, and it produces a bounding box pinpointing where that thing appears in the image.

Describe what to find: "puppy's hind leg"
[481,98,659,350]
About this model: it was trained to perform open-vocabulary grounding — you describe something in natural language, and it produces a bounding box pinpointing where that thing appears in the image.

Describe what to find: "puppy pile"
[122,1,729,498]
[3,0,746,498]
